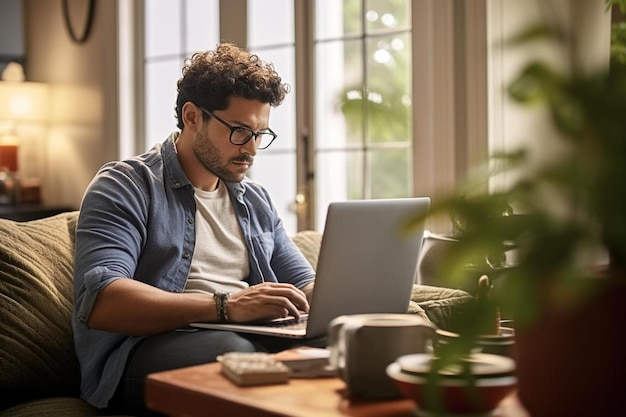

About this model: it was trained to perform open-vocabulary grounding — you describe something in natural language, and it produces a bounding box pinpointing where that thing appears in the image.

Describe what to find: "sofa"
[0,212,473,417]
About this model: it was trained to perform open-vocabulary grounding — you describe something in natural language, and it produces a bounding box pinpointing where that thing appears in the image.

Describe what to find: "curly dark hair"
[175,42,291,129]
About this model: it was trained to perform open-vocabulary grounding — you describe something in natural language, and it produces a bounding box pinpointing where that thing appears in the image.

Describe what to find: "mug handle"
[327,315,354,369]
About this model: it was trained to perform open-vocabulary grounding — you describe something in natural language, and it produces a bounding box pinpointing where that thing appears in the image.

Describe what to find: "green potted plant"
[405,1,626,415]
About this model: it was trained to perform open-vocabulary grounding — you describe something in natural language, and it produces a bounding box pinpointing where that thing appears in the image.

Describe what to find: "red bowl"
[386,353,517,414]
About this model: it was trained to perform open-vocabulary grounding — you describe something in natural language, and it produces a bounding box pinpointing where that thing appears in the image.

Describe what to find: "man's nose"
[240,137,257,156]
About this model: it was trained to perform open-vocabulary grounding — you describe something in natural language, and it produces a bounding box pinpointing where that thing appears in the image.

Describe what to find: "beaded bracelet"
[214,292,230,323]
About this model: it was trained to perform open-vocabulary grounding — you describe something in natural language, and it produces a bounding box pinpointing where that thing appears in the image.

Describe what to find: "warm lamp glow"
[0,81,51,123]
[0,82,50,173]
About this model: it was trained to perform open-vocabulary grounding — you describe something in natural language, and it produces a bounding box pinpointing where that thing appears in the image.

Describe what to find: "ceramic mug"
[327,313,435,398]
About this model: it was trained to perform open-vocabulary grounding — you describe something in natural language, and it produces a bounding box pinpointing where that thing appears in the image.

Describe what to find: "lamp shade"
[0,81,51,123]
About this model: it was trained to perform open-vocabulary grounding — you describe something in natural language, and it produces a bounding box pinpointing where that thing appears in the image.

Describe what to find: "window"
[136,0,488,234]
[143,0,219,150]
[313,0,413,228]
[246,0,298,233]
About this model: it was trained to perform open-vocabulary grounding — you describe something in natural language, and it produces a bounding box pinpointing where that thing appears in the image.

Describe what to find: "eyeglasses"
[199,107,277,150]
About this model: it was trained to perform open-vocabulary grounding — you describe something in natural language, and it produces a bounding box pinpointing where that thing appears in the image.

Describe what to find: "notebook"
[190,197,430,339]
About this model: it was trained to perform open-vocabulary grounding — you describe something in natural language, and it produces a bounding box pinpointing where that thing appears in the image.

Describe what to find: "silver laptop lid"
[304,197,430,337]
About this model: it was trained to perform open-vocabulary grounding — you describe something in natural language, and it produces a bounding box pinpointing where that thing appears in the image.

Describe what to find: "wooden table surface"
[146,361,529,417]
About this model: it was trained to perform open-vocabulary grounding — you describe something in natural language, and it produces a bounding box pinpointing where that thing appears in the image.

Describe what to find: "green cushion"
[291,230,322,269]
[0,212,80,406]
[411,284,474,332]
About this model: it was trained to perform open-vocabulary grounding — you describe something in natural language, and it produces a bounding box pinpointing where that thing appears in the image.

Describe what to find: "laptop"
[190,197,430,339]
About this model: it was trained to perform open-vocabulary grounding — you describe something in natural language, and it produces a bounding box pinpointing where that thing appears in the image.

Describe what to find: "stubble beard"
[193,128,254,183]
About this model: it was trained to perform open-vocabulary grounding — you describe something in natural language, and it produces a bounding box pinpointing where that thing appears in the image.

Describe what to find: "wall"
[23,0,119,208]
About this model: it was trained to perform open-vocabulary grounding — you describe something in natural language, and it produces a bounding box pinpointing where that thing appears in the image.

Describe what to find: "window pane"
[369,149,411,198]
[316,0,362,40]
[248,153,297,232]
[145,59,181,149]
[315,39,363,150]
[314,0,413,229]
[315,150,364,227]
[145,1,181,58]
[185,0,220,53]
[248,0,294,48]
[366,33,411,145]
[364,0,410,33]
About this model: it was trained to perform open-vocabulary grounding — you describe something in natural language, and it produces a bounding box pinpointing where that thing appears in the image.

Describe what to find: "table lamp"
[0,62,50,205]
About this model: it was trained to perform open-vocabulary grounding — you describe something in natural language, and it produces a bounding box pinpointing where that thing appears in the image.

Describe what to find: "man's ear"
[181,102,203,132]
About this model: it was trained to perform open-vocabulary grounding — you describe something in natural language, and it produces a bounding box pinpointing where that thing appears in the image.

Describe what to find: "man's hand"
[87,280,314,336]
[227,282,310,322]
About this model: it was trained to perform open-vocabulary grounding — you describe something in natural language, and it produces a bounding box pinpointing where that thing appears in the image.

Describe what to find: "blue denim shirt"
[72,133,315,408]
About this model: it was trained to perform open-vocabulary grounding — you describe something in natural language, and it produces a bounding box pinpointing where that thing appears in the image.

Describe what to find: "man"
[72,43,316,416]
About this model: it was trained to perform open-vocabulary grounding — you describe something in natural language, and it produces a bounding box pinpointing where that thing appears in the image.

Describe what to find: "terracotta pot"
[513,276,626,416]
[435,326,516,358]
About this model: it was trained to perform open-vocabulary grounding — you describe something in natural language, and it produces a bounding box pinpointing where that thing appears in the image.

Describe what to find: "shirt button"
[174,181,181,187]
[183,252,191,259]
[187,218,194,224]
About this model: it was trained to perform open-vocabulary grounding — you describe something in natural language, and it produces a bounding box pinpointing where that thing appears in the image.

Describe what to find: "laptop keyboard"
[257,314,309,330]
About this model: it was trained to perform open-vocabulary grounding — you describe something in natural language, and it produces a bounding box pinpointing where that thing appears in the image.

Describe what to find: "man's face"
[192,97,271,183]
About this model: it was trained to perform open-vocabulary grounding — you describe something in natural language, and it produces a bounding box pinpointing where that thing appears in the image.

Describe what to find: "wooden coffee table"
[145,361,528,417]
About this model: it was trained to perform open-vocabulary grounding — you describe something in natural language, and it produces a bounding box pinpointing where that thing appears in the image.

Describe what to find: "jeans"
[108,329,325,416]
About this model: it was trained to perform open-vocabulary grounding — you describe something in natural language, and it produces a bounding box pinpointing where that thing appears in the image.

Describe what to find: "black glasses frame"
[199,107,277,150]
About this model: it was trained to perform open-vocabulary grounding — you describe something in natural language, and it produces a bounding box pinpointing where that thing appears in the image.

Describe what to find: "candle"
[0,144,18,172]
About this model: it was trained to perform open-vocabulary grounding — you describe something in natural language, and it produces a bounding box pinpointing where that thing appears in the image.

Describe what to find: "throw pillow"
[0,212,80,404]
[291,230,322,269]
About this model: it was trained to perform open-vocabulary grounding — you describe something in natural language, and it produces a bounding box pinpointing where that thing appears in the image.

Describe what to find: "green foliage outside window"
[337,0,412,200]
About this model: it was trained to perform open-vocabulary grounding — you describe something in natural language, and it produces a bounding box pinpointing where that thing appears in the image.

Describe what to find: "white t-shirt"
[184,181,250,295]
